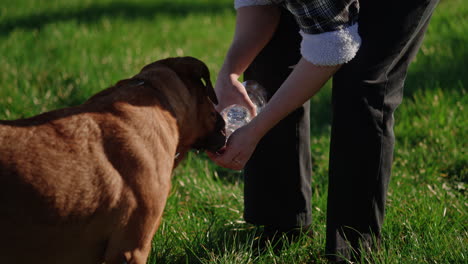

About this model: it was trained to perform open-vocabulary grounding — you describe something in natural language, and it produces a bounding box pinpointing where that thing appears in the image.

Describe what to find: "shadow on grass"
[404,55,468,96]
[0,1,233,36]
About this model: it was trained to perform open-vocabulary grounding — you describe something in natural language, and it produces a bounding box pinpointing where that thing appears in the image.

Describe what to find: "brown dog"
[0,57,226,264]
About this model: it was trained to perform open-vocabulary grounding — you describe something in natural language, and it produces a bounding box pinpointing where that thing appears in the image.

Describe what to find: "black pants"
[243,0,438,260]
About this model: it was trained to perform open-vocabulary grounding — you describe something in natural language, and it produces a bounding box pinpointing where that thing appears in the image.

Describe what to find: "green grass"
[1,0,467,263]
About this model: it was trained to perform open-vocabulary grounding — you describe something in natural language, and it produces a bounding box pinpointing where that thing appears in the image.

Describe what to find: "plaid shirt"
[235,0,359,34]
[234,0,362,65]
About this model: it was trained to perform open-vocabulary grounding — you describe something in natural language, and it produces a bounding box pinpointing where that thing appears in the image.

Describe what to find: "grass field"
[1,0,467,263]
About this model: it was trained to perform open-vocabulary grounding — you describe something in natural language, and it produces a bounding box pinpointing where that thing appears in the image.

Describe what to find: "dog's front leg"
[104,182,170,264]
[104,204,166,264]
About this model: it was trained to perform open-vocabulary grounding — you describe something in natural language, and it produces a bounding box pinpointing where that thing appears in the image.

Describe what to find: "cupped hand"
[206,124,259,170]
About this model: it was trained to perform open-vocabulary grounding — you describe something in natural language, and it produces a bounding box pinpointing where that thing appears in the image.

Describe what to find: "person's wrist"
[219,66,240,80]
[220,56,244,77]
[244,118,264,145]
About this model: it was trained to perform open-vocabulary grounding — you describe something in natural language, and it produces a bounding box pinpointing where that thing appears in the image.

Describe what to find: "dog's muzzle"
[193,114,226,152]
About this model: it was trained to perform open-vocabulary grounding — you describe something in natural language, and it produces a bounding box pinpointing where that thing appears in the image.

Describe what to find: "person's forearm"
[248,58,340,140]
[220,5,281,77]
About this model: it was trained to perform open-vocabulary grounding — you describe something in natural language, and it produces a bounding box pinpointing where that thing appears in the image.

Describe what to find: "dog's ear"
[195,60,218,105]
[154,57,219,105]
[178,57,218,105]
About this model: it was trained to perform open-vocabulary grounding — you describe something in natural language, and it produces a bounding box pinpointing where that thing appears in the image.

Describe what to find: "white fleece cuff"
[300,23,361,66]
[234,0,274,9]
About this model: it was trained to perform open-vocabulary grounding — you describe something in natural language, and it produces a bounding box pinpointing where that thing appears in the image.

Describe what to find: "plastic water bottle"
[221,105,251,138]
[221,80,267,138]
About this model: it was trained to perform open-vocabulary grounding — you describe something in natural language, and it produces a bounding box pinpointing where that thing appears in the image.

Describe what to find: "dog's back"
[0,111,126,263]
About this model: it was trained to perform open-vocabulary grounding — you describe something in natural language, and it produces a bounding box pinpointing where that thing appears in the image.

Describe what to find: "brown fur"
[0,57,226,264]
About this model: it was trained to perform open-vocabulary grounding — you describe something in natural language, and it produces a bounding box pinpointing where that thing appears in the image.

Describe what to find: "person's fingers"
[214,77,259,118]
[242,93,257,117]
[221,153,245,170]
[206,125,254,171]
[206,148,245,170]
[230,160,244,171]
[215,79,243,108]
[206,150,230,168]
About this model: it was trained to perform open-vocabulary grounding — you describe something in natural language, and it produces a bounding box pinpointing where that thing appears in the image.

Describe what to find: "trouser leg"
[325,0,439,261]
[243,9,312,228]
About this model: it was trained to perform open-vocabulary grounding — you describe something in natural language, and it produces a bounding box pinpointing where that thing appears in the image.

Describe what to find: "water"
[221,80,267,138]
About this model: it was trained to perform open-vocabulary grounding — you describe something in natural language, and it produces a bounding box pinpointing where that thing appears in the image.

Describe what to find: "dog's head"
[141,57,226,152]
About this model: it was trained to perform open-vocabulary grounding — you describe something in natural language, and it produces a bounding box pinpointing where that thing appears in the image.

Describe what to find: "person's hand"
[206,123,260,170]
[214,72,257,116]
[210,58,340,170]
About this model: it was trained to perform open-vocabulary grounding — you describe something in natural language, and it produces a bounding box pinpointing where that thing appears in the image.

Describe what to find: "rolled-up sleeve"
[286,0,361,65]
[300,23,361,65]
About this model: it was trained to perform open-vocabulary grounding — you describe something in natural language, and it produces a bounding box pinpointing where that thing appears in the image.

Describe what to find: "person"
[208,0,439,262]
